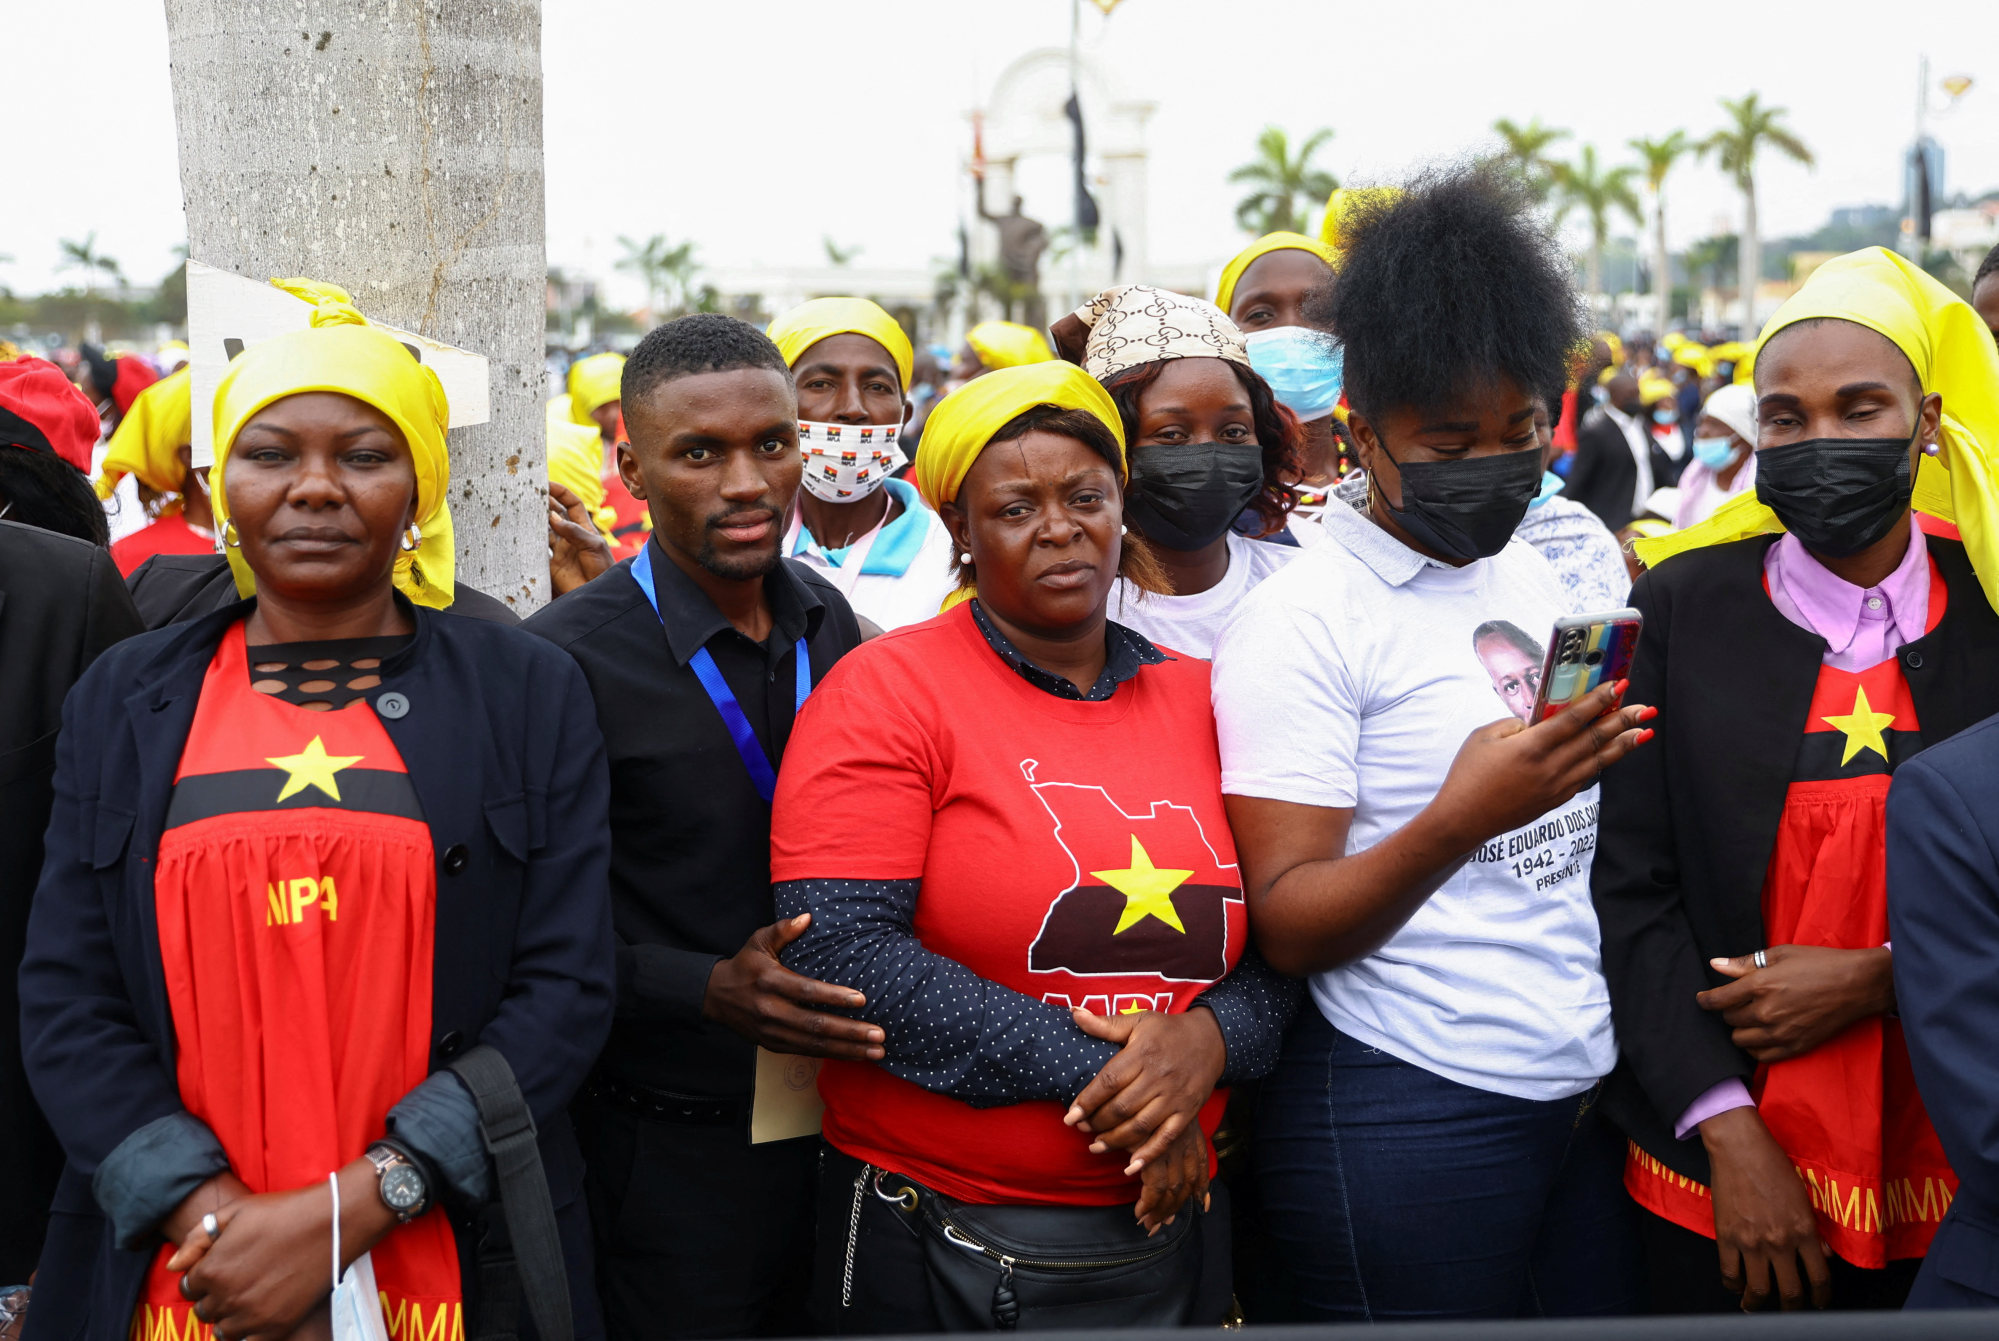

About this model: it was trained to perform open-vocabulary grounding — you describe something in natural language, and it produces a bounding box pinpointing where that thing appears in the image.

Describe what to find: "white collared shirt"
[1602,403,1656,520]
[1210,501,1616,1101]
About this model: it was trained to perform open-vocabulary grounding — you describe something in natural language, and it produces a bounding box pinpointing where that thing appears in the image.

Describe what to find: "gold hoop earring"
[400,522,422,553]
[221,519,241,549]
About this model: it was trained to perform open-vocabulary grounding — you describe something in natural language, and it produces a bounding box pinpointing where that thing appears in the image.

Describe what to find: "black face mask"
[1754,431,1917,558]
[1373,440,1543,562]
[1124,441,1267,552]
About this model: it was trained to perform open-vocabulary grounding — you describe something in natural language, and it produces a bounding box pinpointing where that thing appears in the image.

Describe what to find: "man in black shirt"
[525,315,876,1339]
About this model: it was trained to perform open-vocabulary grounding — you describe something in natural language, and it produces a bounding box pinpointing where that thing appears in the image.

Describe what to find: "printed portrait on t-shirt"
[1020,764,1243,985]
[1472,619,1546,725]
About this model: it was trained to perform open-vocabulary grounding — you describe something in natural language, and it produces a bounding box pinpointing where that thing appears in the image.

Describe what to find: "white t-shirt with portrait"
[1210,501,1615,1101]
[1108,530,1295,660]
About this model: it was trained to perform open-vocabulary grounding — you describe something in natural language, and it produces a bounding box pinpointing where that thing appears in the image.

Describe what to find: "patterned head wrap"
[1069,285,1249,383]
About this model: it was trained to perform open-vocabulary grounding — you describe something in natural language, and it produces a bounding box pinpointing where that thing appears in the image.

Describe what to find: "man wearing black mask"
[1594,248,1999,1314]
[1563,369,1653,532]
[526,315,873,1339]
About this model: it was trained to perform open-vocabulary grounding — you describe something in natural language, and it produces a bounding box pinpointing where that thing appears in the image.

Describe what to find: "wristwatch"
[365,1143,430,1222]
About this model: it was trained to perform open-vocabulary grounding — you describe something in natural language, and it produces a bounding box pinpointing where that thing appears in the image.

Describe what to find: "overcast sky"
[11,0,1998,302]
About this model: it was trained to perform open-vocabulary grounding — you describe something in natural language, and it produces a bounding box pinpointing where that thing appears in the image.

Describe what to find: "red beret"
[0,357,101,473]
[110,355,160,414]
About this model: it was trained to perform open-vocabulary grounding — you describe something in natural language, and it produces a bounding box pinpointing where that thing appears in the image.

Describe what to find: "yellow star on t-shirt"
[266,735,364,803]
[1822,685,1897,767]
[1093,836,1193,936]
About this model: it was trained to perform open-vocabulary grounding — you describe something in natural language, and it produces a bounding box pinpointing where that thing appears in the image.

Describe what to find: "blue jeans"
[1256,1005,1641,1320]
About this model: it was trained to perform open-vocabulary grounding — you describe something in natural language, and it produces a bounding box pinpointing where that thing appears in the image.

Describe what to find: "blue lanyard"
[631,545,810,803]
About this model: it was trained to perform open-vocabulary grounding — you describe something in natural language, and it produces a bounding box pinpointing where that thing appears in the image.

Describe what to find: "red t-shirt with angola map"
[769,603,1244,1206]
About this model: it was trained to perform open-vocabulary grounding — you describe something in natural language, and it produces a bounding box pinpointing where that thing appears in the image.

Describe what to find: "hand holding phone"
[1530,609,1643,725]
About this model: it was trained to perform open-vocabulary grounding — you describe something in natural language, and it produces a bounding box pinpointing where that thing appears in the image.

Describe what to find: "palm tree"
[616,233,700,318]
[1630,131,1693,331]
[1492,117,1570,204]
[57,233,123,298]
[1228,126,1338,236]
[1701,94,1813,327]
[1551,146,1643,301]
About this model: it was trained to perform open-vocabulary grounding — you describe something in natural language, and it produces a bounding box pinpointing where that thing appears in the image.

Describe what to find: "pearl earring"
[957,552,972,566]
[1119,524,1128,535]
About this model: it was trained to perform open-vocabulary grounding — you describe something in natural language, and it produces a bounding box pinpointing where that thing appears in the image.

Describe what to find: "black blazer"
[1562,407,1641,532]
[127,551,520,629]
[19,597,614,1339]
[1592,534,1999,1184]
[1888,712,1999,1303]
[0,523,144,1283]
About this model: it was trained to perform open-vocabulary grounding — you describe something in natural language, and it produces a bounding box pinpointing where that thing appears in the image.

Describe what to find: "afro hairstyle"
[1304,163,1587,424]
[621,313,793,409]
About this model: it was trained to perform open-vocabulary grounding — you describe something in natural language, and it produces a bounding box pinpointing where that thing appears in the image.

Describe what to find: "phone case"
[1531,609,1642,724]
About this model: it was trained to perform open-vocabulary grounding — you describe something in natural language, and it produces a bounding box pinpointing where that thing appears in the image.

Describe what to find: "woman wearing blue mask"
[1673,382,1758,528]
[1244,325,1352,544]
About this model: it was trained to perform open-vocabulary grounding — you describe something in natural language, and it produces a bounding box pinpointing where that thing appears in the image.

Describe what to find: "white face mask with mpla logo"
[797,421,906,503]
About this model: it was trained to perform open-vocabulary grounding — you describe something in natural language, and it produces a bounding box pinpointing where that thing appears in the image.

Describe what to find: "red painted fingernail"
[1617,679,1630,695]
[1637,728,1655,744]
[1639,705,1659,722]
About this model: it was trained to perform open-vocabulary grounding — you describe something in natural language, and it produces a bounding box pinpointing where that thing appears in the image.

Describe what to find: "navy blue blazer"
[1888,710,1999,1309]
[19,596,614,1339]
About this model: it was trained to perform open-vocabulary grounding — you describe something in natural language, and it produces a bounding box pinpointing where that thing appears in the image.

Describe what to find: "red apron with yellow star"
[1627,563,1956,1268]
[133,621,461,1340]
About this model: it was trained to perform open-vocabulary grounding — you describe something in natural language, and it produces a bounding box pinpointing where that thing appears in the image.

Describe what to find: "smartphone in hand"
[1529,609,1642,725]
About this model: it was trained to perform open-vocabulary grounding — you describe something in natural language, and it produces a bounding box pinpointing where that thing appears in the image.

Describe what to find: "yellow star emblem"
[1092,836,1193,936]
[266,735,364,803]
[1821,685,1897,767]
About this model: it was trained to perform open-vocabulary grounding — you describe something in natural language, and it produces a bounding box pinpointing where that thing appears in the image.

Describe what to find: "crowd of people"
[5,168,1999,1341]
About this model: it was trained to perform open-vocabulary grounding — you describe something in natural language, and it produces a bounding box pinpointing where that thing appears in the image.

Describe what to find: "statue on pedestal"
[977,178,1049,330]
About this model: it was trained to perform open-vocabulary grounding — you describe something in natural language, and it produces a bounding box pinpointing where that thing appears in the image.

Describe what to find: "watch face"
[381,1163,426,1212]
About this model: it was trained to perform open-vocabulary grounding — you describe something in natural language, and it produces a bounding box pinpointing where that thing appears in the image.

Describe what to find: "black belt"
[589,1076,749,1127]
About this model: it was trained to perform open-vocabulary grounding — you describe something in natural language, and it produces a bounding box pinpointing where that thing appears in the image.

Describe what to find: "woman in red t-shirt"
[770,363,1297,1333]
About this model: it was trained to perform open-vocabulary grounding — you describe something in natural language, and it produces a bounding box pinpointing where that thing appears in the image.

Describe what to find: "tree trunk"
[1739,180,1760,334]
[1652,190,1672,334]
[1587,233,1604,309]
[165,0,550,613]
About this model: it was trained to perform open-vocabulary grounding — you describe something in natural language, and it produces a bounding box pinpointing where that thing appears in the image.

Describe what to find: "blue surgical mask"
[1243,325,1345,423]
[1526,469,1564,511]
[1691,435,1738,470]
[1652,404,1678,426]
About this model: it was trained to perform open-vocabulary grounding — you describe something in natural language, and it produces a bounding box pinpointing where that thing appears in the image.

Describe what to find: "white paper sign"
[185,259,491,468]
[750,1047,825,1144]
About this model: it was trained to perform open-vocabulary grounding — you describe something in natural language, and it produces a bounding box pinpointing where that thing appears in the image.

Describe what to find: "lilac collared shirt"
[1673,516,1927,1139]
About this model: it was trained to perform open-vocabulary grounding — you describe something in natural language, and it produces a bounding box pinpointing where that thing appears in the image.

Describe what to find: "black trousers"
[810,1145,1232,1335]
[574,1092,817,1340]
[1640,1209,1921,1313]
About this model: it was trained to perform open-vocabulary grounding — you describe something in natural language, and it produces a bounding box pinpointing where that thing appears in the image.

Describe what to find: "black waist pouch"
[875,1165,1210,1331]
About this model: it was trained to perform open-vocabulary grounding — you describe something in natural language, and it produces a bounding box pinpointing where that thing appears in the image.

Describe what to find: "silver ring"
[1753,949,1768,970]
[202,1212,220,1238]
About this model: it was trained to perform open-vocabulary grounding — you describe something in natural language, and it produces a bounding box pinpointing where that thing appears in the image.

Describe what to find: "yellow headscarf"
[965,321,1054,371]
[1638,372,1677,407]
[96,367,193,500]
[915,362,1125,512]
[211,282,455,609]
[545,403,617,542]
[1213,232,1339,317]
[1318,186,1402,249]
[1635,247,1999,609]
[567,352,626,426]
[768,297,914,392]
[914,362,1126,611]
